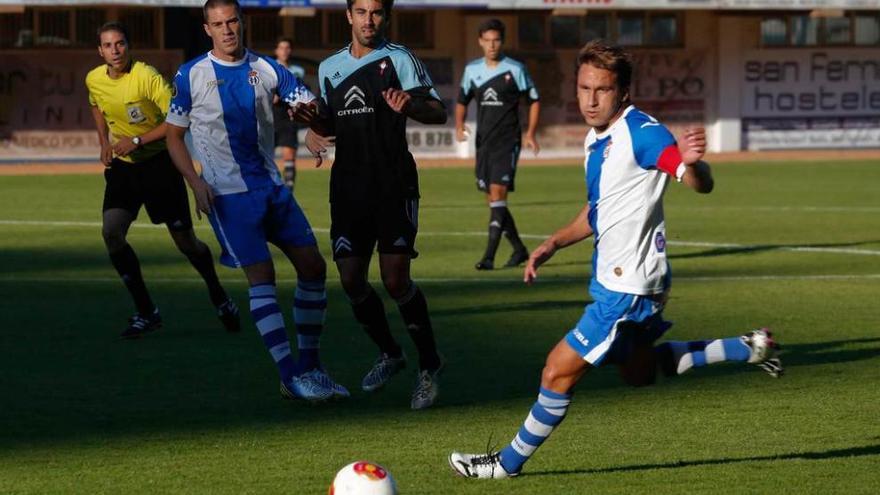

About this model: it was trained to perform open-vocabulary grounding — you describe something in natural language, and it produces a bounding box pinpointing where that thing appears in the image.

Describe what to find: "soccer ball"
[329,461,398,495]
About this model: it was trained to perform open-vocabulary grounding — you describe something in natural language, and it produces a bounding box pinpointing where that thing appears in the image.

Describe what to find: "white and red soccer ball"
[329,461,398,495]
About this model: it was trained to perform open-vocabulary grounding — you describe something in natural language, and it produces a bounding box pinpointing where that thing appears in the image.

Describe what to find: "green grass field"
[1,161,879,494]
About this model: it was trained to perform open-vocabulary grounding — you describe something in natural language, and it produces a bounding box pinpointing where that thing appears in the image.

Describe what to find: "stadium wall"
[1,5,878,162]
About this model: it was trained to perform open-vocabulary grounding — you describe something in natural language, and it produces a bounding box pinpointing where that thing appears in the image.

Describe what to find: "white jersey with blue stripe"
[167,50,315,195]
[585,105,686,296]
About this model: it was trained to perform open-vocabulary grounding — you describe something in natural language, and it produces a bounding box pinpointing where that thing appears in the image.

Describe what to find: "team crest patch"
[655,232,666,253]
[505,73,511,83]
[379,60,388,76]
[247,70,260,86]
[603,139,613,159]
[614,267,623,277]
[126,104,146,124]
[171,82,178,98]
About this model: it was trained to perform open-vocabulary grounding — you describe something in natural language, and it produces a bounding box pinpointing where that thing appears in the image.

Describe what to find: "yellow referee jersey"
[85,61,171,164]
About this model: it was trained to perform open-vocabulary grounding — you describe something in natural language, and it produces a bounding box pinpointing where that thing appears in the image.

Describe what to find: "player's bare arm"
[89,105,113,166]
[678,127,714,194]
[524,100,540,156]
[112,122,169,157]
[524,205,593,284]
[166,124,213,218]
[454,103,470,142]
[382,88,447,125]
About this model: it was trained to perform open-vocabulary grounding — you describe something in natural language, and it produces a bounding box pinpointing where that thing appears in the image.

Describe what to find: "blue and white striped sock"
[293,279,327,371]
[499,387,572,474]
[658,337,750,375]
[249,284,296,381]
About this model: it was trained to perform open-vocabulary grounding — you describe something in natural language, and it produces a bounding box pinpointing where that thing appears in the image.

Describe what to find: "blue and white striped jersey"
[167,50,315,196]
[585,105,686,296]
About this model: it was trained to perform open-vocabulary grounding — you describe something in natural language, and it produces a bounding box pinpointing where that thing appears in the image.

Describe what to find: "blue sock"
[499,387,572,474]
[293,279,327,371]
[657,337,750,375]
[249,284,296,381]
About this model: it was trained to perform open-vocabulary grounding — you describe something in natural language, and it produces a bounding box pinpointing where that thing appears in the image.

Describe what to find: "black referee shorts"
[475,141,521,192]
[102,150,193,231]
[330,198,419,261]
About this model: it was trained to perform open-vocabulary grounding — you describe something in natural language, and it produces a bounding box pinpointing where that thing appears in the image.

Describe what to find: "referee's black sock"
[109,244,155,316]
[352,287,402,358]
[397,283,442,371]
[482,202,506,262]
[185,244,228,307]
[502,208,527,253]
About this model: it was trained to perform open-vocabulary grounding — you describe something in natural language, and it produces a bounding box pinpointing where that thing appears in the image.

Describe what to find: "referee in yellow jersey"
[86,21,240,338]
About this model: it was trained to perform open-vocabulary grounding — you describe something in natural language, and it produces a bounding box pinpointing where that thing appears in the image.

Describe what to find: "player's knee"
[381,273,408,299]
[618,360,658,388]
[298,258,327,283]
[540,363,573,392]
[339,272,368,298]
[102,226,126,251]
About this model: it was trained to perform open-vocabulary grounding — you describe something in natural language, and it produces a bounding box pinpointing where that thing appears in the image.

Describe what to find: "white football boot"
[448,451,516,479]
[741,328,784,378]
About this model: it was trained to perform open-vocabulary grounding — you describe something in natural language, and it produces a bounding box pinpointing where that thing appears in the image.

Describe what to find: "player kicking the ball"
[449,40,782,479]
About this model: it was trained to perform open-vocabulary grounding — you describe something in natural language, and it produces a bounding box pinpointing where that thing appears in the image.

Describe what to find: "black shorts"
[330,199,419,260]
[475,142,521,192]
[102,150,193,231]
[273,104,299,149]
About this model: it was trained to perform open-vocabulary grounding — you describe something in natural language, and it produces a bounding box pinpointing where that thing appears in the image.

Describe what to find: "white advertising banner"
[740,48,880,150]
[742,49,880,119]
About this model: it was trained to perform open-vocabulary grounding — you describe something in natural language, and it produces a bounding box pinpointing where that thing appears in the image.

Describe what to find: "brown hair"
[203,0,242,22]
[576,40,633,92]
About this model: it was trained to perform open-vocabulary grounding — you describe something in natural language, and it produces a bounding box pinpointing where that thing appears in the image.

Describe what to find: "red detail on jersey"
[354,462,387,480]
[656,145,682,177]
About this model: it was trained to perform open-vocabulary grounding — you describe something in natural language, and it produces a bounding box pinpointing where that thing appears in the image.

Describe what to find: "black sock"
[352,288,401,357]
[397,284,441,371]
[185,244,227,307]
[109,244,154,315]
[502,208,526,253]
[482,204,506,262]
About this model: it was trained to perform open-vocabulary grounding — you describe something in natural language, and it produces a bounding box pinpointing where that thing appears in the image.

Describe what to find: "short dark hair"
[96,21,129,47]
[203,0,242,23]
[346,0,395,12]
[478,19,505,40]
[276,37,293,47]
[576,40,633,92]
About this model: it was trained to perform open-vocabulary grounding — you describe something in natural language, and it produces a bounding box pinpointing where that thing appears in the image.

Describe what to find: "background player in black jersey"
[304,0,447,410]
[456,19,541,271]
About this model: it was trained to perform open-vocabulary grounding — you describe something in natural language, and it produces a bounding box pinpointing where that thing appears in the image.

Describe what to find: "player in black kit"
[456,19,541,270]
[304,0,446,410]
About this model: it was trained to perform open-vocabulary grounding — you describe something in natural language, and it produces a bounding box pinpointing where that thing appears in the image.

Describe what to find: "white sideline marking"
[2,274,879,285]
[2,219,879,256]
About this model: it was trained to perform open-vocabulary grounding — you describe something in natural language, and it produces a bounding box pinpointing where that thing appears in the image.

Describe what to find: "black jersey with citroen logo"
[319,40,440,203]
[457,56,539,150]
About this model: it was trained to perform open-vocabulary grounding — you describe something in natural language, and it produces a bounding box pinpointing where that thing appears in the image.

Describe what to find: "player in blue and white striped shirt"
[166,0,345,402]
[450,40,783,480]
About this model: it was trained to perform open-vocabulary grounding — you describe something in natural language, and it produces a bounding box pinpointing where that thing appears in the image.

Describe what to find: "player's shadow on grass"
[432,300,585,317]
[668,239,880,260]
[781,337,880,367]
[0,247,204,275]
[526,443,880,477]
